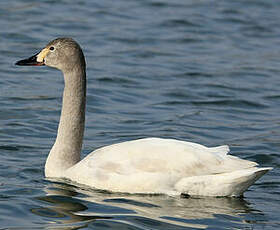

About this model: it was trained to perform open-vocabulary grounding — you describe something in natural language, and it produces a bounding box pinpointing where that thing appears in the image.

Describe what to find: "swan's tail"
[175,167,272,197]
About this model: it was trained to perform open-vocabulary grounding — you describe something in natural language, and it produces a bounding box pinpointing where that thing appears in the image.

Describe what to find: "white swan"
[16,38,272,197]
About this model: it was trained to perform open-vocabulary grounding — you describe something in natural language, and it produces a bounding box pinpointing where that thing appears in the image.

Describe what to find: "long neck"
[45,68,86,177]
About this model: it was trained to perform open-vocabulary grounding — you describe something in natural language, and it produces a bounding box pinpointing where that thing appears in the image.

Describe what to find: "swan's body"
[16,38,272,197]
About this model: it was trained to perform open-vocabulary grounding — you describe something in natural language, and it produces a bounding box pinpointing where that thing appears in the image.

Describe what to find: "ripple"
[161,19,200,28]
[104,198,160,208]
[97,76,137,85]
[0,144,35,151]
[192,99,268,109]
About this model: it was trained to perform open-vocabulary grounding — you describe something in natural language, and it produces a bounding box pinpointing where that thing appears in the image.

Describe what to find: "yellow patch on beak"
[36,48,49,63]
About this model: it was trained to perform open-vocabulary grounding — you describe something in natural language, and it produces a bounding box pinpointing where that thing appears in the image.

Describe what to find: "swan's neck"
[45,68,86,177]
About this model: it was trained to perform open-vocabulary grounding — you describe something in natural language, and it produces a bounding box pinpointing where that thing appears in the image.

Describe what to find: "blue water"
[0,0,279,229]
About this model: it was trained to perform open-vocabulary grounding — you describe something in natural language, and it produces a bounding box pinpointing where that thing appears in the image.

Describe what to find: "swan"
[16,38,272,197]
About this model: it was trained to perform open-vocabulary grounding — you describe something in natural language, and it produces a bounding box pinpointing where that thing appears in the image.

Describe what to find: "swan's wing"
[77,137,258,176]
[91,138,257,172]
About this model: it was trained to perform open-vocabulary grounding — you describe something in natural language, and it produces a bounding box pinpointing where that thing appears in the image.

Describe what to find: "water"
[0,0,279,229]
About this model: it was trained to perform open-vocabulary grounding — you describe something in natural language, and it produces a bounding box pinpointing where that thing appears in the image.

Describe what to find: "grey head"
[16,37,86,74]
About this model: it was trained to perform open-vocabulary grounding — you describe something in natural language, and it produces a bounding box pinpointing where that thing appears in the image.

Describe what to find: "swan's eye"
[49,46,55,51]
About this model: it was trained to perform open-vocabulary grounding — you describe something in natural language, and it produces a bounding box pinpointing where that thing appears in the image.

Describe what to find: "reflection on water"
[32,182,260,229]
[33,184,110,229]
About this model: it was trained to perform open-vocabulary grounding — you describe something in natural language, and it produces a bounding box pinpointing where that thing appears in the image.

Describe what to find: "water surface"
[0,0,279,229]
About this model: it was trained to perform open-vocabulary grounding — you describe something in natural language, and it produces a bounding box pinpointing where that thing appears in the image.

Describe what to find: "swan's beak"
[15,53,44,66]
[15,48,48,66]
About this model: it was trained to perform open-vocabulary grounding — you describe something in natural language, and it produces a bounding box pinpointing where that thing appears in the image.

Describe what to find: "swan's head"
[16,37,86,73]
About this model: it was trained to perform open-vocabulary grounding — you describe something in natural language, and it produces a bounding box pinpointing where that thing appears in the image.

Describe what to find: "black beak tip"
[15,60,25,66]
[15,55,44,66]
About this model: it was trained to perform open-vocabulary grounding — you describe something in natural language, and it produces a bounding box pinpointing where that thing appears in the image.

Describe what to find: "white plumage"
[65,137,271,196]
